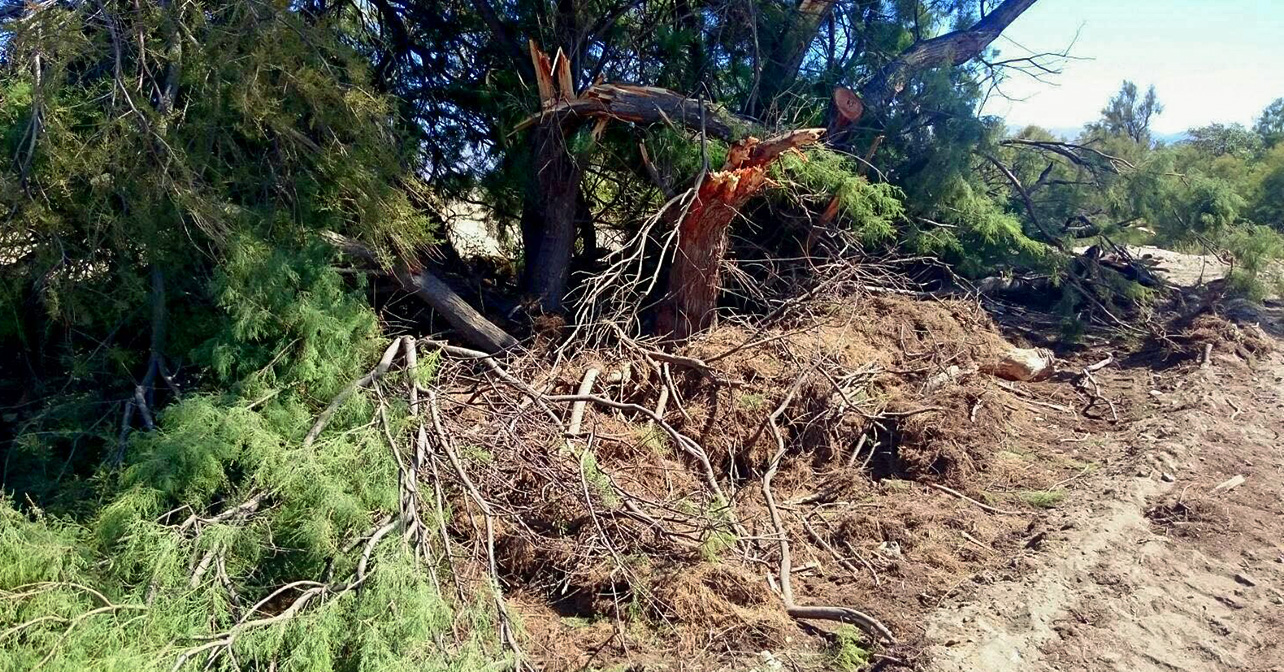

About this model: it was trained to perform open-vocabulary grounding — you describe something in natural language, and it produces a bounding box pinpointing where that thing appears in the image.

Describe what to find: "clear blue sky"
[979,0,1284,135]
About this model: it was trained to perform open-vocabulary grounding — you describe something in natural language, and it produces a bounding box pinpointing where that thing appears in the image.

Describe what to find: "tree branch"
[859,0,1039,112]
[321,231,518,353]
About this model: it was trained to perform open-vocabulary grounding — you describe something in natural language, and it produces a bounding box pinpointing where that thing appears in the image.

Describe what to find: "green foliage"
[1187,123,1263,159]
[579,449,620,507]
[829,625,871,671]
[0,3,495,669]
[1222,225,1284,300]
[994,92,1284,301]
[698,530,738,563]
[905,174,1051,277]
[736,392,766,412]
[4,0,1276,666]
[1255,98,1284,148]
[1249,144,1284,227]
[633,425,669,454]
[776,148,906,244]
[1017,490,1066,509]
[1091,80,1163,145]
[0,494,497,671]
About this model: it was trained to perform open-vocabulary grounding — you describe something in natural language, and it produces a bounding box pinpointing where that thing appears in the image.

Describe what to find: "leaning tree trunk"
[850,0,1038,120]
[825,0,1038,151]
[657,129,824,341]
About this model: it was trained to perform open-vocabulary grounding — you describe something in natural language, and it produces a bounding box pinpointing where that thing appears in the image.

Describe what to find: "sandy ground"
[921,253,1284,672]
[923,352,1284,671]
[1072,245,1233,288]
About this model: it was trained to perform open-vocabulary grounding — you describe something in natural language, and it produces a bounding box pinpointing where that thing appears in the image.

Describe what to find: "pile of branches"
[271,252,996,668]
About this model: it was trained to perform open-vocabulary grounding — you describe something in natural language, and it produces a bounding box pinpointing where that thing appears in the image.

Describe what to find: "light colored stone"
[984,347,1055,382]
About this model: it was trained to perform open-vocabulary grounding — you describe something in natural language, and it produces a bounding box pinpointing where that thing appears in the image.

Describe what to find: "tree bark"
[658,129,824,341]
[321,231,518,353]
[857,0,1039,114]
[819,0,1037,152]
[521,42,585,313]
[522,121,582,311]
[515,82,751,142]
[517,42,758,313]
[395,267,519,353]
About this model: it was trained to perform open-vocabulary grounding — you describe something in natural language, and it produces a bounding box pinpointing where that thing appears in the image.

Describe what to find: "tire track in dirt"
[923,348,1284,672]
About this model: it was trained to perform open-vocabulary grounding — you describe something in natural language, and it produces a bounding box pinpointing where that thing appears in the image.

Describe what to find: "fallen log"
[514,82,750,141]
[320,231,518,354]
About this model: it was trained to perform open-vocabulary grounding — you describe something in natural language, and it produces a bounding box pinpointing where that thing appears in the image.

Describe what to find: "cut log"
[824,87,865,148]
[983,347,1055,382]
[658,128,824,341]
[321,231,518,354]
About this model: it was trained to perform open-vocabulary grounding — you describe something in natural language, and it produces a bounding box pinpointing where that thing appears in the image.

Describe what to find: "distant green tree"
[1092,80,1163,145]
[1256,98,1284,148]
[1250,144,1284,227]
[1186,123,1263,158]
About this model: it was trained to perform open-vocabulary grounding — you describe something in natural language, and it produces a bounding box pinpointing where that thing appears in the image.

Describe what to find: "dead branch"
[428,391,527,667]
[926,483,1024,516]
[544,393,725,503]
[566,367,601,437]
[760,376,895,643]
[321,231,517,353]
[302,338,403,449]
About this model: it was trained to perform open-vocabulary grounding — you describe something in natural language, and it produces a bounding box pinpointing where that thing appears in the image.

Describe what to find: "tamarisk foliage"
[1,0,1282,668]
[0,2,495,670]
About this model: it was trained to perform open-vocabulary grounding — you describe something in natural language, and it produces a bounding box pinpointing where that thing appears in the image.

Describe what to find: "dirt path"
[923,329,1284,671]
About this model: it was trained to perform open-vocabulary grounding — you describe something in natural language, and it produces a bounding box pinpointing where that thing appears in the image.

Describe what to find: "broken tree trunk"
[321,231,518,354]
[522,43,584,313]
[518,41,758,314]
[657,128,825,341]
[824,86,865,149]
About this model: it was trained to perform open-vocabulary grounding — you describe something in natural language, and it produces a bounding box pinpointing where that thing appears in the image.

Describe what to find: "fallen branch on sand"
[926,483,1025,516]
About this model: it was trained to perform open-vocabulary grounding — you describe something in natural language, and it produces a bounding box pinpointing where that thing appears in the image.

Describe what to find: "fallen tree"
[322,231,518,353]
[510,0,1042,314]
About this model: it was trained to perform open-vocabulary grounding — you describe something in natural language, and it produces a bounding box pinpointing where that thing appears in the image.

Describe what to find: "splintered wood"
[659,129,825,341]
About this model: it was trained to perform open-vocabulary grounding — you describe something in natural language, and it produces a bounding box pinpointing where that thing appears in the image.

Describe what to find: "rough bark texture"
[522,122,582,311]
[857,0,1039,113]
[522,42,585,312]
[395,267,519,353]
[321,231,518,353]
[516,82,751,142]
[658,129,824,341]
[518,42,757,313]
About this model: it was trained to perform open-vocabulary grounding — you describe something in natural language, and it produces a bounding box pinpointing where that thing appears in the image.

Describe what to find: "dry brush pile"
[306,264,1075,669]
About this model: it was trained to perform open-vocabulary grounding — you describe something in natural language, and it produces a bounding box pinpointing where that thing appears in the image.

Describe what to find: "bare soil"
[921,263,1284,672]
[488,251,1284,672]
